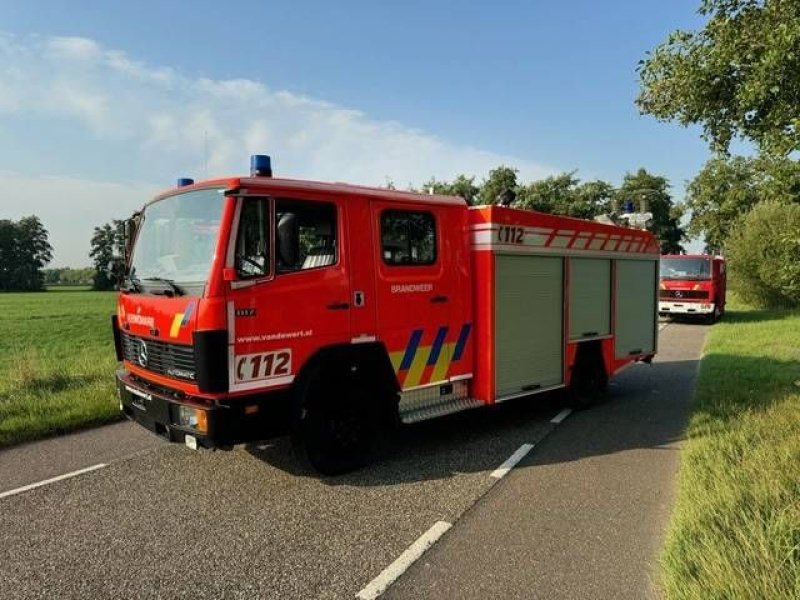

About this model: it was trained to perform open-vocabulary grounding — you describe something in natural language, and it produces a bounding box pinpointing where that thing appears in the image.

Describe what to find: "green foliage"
[478,166,519,205]
[685,155,800,252]
[89,220,125,291]
[637,0,800,156]
[43,267,95,286]
[0,216,53,292]
[421,174,481,205]
[616,169,685,253]
[661,299,800,599]
[726,201,800,308]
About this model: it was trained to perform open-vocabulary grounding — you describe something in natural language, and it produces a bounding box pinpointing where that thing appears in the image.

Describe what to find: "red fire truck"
[113,155,660,473]
[658,254,726,323]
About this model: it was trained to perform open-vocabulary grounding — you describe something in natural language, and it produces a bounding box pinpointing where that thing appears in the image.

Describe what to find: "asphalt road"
[0,320,706,599]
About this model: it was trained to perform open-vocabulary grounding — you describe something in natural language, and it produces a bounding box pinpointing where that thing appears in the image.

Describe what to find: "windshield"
[660,257,711,280]
[129,188,225,286]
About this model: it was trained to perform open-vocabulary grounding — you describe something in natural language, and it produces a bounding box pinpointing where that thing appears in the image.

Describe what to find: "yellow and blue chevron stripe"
[169,302,195,338]
[389,324,471,388]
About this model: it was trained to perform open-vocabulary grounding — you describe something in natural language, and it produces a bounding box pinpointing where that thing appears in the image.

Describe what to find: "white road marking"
[490,443,535,479]
[0,463,107,500]
[356,520,452,600]
[550,408,573,424]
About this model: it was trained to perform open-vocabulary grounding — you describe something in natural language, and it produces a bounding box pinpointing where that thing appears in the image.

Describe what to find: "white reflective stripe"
[490,443,535,479]
[229,375,294,393]
[356,521,452,600]
[351,335,377,344]
[0,464,107,500]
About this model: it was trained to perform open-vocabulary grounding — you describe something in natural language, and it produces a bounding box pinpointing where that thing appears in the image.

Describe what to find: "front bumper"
[659,301,715,315]
[116,370,291,448]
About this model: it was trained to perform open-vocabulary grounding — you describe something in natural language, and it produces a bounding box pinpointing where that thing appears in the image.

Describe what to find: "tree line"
[637,0,800,307]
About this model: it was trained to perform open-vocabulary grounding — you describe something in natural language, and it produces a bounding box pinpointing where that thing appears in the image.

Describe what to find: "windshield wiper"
[142,277,185,297]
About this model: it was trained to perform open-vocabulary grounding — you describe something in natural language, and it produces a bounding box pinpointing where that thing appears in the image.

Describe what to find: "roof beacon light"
[177,178,194,187]
[250,154,272,177]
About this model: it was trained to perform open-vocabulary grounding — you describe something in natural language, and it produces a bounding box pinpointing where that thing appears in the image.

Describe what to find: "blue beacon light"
[177,178,194,187]
[250,155,272,177]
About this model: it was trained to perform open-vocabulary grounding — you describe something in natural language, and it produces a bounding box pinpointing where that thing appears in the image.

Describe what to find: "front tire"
[297,369,381,475]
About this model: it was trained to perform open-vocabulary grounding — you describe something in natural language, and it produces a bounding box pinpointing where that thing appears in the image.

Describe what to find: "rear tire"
[568,352,608,409]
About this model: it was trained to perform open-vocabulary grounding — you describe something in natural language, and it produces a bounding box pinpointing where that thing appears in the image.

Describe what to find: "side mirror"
[106,257,124,284]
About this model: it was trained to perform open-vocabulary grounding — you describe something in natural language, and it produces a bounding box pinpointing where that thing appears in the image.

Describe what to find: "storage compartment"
[614,259,657,358]
[569,258,611,340]
[495,255,564,396]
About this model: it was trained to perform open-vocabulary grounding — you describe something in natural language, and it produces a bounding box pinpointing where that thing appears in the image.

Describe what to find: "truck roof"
[153,176,467,207]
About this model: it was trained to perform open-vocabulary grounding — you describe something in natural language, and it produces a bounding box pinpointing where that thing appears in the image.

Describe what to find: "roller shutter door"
[614,259,657,358]
[495,255,563,396]
[569,258,611,340]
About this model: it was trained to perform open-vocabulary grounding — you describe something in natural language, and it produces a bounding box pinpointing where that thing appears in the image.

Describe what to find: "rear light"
[176,405,208,433]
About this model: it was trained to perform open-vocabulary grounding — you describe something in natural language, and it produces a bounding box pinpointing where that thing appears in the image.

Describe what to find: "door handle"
[430,295,449,304]
[327,302,350,310]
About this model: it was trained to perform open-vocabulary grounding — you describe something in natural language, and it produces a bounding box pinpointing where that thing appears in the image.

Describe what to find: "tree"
[90,220,125,291]
[726,201,800,308]
[478,166,519,206]
[684,156,763,252]
[685,155,800,252]
[0,216,53,292]
[616,169,685,253]
[516,173,614,219]
[421,174,481,205]
[637,0,800,156]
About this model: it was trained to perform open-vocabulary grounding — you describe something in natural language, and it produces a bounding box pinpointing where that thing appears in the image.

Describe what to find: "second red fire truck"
[659,254,726,323]
[114,155,660,473]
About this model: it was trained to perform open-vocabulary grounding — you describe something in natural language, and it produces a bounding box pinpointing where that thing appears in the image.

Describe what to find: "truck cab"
[658,254,726,323]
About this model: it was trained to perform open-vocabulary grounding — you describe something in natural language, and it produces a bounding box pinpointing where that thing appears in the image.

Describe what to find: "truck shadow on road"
[242,354,737,486]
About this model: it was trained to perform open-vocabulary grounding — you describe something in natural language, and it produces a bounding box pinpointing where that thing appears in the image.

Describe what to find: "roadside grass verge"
[661,299,800,599]
[0,291,121,447]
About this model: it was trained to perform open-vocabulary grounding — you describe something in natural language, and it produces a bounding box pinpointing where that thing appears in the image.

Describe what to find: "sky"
[0,0,710,267]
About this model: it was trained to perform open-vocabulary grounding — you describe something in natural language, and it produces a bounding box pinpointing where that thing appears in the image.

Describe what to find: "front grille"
[121,332,196,381]
[660,289,709,300]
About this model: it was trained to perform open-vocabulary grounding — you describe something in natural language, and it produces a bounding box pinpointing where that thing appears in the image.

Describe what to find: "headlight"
[175,405,208,433]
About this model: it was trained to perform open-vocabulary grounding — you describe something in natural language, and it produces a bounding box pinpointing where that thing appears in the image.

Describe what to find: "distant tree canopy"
[0,216,53,292]
[684,155,800,252]
[415,166,685,253]
[43,267,95,286]
[89,220,125,291]
[637,0,800,157]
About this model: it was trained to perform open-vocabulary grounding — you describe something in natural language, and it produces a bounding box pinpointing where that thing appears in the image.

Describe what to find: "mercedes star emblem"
[138,339,149,367]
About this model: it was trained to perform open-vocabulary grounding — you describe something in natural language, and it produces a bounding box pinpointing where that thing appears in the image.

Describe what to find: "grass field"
[0,290,121,447]
[661,299,800,599]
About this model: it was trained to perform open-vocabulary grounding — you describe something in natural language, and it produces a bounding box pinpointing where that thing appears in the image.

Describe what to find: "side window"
[381,210,436,266]
[234,198,270,278]
[275,199,337,273]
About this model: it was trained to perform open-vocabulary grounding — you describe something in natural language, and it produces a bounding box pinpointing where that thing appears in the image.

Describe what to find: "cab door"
[371,201,470,390]
[225,194,350,393]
